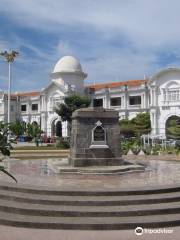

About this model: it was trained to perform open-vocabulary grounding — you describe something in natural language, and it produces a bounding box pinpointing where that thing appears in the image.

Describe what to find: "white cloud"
[56,41,74,56]
[1,0,180,58]
[0,39,10,51]
[1,0,180,46]
[84,49,159,84]
[1,0,180,90]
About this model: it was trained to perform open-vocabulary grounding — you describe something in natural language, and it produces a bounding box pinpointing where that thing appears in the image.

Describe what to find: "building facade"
[0,55,180,139]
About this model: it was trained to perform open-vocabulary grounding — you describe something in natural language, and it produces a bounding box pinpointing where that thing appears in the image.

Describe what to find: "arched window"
[51,119,62,137]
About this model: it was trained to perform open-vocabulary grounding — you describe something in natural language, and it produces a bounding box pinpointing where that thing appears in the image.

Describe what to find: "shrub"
[0,122,17,182]
[55,137,70,149]
[142,146,151,155]
[121,141,131,155]
[131,143,141,155]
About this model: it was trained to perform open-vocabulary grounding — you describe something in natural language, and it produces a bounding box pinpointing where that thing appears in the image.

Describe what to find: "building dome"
[53,56,83,73]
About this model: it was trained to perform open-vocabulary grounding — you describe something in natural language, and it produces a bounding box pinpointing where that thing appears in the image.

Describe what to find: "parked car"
[166,139,176,146]
[9,135,17,141]
[166,139,180,149]
[17,135,32,142]
[175,140,180,149]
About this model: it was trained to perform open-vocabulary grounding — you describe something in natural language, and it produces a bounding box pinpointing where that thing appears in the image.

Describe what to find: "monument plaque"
[93,126,105,141]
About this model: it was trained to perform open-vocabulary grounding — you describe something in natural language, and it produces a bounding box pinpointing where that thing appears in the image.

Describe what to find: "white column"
[150,90,152,106]
[142,94,145,108]
[151,112,155,134]
[124,85,128,118]
[105,88,110,108]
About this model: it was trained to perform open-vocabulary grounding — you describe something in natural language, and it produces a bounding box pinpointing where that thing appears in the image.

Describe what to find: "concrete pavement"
[0,225,179,240]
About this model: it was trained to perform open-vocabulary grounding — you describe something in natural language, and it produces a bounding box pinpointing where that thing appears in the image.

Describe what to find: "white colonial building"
[0,55,180,139]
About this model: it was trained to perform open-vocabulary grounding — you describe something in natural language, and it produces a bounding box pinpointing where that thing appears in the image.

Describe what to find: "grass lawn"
[13,145,69,150]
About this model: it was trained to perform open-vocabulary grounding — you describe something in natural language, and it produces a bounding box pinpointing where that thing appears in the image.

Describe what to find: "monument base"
[65,107,145,174]
[70,157,123,167]
[54,160,145,175]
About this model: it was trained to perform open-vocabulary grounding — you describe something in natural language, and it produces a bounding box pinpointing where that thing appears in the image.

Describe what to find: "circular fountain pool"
[0,158,180,190]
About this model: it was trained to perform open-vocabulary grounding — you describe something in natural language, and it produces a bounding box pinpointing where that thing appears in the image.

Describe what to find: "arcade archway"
[166,115,180,139]
[56,121,62,137]
[51,119,62,137]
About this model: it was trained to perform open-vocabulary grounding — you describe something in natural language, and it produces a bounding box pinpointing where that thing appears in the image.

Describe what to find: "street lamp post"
[0,51,19,126]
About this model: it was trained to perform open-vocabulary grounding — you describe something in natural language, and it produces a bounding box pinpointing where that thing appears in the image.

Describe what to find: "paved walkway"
[0,225,179,240]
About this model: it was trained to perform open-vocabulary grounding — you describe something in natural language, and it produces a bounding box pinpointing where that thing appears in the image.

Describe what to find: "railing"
[128,104,141,109]
[110,105,122,110]
[162,99,180,105]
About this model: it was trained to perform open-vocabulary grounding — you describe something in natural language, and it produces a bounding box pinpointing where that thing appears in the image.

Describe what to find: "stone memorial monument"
[56,107,145,174]
[70,107,123,167]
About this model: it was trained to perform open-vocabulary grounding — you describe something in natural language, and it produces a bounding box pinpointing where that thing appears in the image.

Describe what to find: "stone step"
[58,164,145,174]
[9,150,69,159]
[2,187,180,199]
[1,183,180,196]
[0,211,180,229]
[11,150,69,153]
[1,183,180,229]
[1,199,180,217]
[10,154,68,158]
[1,189,180,206]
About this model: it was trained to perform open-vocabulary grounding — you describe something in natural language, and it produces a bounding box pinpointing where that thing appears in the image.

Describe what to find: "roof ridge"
[14,91,40,97]
[15,91,40,94]
[86,79,148,90]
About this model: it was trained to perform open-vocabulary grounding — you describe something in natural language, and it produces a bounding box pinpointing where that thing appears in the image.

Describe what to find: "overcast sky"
[0,0,180,92]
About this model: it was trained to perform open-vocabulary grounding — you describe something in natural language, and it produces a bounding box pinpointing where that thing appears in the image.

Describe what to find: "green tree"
[131,112,151,136]
[166,117,180,139]
[119,113,151,138]
[119,119,135,138]
[9,120,26,137]
[26,123,43,146]
[55,94,91,124]
[26,122,42,139]
[0,122,17,182]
